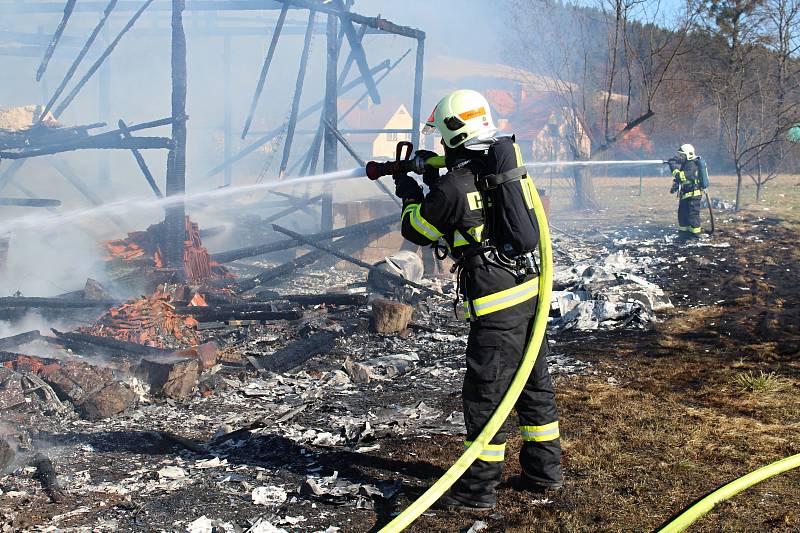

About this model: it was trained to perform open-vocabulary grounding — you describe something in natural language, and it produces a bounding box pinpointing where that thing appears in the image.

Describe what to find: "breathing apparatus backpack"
[696,157,710,189]
[462,136,541,276]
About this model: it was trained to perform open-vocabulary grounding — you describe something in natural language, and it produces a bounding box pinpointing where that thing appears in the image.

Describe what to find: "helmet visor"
[422,123,437,136]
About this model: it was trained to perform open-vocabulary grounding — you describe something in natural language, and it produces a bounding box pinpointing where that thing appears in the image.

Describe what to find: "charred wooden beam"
[164,0,188,270]
[277,9,317,179]
[35,0,77,82]
[0,198,61,207]
[174,303,279,314]
[119,119,163,198]
[339,48,411,122]
[283,293,367,306]
[321,12,338,232]
[39,0,118,120]
[53,0,156,118]
[50,329,172,358]
[331,0,379,104]
[181,307,303,323]
[272,0,425,40]
[202,59,390,181]
[0,331,42,351]
[2,136,172,160]
[272,224,444,297]
[232,229,373,291]
[223,35,232,186]
[336,22,367,91]
[0,160,27,193]
[0,122,106,151]
[211,213,396,263]
[269,190,317,216]
[0,297,118,309]
[261,194,321,225]
[253,330,338,374]
[240,2,289,139]
[411,36,425,149]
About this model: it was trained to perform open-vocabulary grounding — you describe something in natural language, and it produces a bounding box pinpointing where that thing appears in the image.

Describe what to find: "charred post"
[321,13,339,232]
[411,35,425,149]
[164,0,188,271]
[277,9,317,179]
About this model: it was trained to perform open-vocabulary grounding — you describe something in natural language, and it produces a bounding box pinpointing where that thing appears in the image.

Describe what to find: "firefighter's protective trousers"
[672,160,702,236]
[399,147,562,505]
[458,262,562,503]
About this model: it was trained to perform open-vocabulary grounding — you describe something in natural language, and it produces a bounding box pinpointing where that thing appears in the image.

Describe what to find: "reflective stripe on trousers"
[464,440,506,462]
[678,225,702,234]
[464,276,539,320]
[520,421,560,442]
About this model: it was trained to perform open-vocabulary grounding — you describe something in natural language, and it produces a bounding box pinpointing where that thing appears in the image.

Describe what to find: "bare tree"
[698,0,800,209]
[746,0,800,201]
[508,0,693,209]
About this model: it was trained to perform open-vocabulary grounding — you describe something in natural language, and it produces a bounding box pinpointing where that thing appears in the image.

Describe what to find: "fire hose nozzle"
[364,155,425,181]
[365,142,446,181]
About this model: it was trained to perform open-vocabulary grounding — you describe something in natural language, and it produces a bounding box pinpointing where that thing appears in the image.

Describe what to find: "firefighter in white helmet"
[667,143,703,240]
[395,89,563,511]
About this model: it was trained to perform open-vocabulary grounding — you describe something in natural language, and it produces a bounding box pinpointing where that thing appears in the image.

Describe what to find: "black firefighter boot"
[436,490,496,512]
[506,474,563,495]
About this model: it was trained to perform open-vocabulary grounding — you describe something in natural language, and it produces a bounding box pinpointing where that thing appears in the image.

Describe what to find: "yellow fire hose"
[656,452,800,533]
[378,182,554,532]
[373,157,797,532]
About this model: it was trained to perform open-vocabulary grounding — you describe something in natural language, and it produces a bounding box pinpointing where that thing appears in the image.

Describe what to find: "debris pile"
[550,243,673,331]
[78,284,201,349]
[104,216,231,282]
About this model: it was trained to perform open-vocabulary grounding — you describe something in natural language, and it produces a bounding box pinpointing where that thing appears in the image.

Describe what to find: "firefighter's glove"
[667,158,681,172]
[670,181,680,194]
[415,150,441,187]
[394,173,423,201]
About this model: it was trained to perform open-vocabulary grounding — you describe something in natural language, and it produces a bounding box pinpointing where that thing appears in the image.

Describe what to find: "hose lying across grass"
[656,452,800,533]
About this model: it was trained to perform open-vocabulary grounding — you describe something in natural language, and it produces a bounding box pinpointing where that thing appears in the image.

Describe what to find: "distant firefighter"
[667,143,707,241]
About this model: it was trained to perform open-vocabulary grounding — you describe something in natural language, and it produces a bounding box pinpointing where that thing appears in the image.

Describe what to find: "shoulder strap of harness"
[480,165,527,190]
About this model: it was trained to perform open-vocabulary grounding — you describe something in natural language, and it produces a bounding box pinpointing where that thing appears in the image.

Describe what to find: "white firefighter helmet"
[422,89,498,149]
[678,143,697,160]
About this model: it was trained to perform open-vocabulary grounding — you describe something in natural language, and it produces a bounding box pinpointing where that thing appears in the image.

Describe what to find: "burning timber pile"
[104,216,231,286]
[0,215,685,532]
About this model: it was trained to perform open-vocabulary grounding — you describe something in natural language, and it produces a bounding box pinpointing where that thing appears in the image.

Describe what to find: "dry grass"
[397,208,800,533]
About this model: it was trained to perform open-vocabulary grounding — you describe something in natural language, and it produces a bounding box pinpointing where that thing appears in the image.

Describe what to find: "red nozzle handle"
[366,141,417,180]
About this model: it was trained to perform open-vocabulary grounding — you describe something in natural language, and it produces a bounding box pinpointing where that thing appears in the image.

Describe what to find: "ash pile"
[550,238,673,331]
[0,211,677,531]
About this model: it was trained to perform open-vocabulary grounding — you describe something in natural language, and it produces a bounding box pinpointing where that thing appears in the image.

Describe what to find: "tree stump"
[138,356,199,399]
[370,298,412,334]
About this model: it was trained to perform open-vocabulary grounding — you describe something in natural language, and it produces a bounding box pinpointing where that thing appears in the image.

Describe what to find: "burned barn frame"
[0,0,425,273]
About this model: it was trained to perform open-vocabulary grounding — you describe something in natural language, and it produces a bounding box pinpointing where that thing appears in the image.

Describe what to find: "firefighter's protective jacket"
[672,159,702,199]
[397,140,562,502]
